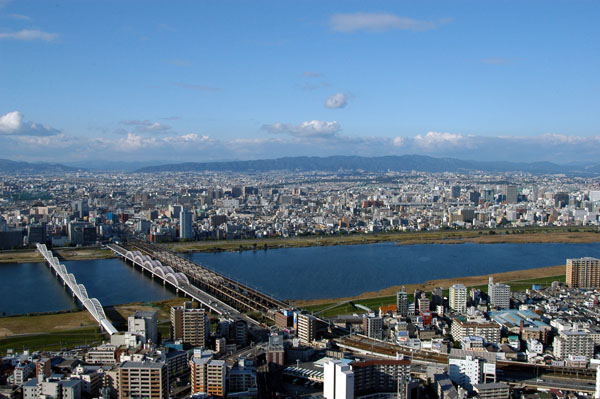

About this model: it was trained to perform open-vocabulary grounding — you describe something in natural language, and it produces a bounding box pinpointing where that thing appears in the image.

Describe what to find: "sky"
[1,0,599,164]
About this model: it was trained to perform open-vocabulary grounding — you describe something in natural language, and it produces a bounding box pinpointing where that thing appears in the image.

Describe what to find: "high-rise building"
[170,302,209,347]
[449,353,496,392]
[118,361,168,399]
[362,316,383,340]
[566,258,600,288]
[488,277,511,309]
[128,310,158,344]
[190,351,226,398]
[324,360,354,399]
[451,185,461,199]
[504,185,518,204]
[396,287,409,317]
[297,313,316,343]
[351,359,413,398]
[179,209,193,240]
[449,284,467,314]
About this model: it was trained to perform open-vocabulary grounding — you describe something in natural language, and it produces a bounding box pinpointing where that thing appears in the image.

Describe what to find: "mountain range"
[2,155,600,175]
[0,159,79,174]
[133,155,600,175]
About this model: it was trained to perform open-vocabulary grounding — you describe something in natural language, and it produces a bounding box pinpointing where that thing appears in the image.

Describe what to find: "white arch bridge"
[36,244,118,335]
[107,244,240,319]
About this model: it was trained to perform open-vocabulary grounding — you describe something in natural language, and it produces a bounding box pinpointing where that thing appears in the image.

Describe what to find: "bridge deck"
[36,244,118,335]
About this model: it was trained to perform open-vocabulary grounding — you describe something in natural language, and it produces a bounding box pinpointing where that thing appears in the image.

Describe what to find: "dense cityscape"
[0,169,600,399]
[1,171,600,249]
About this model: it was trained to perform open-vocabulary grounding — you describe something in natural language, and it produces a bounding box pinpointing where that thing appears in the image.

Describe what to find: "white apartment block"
[553,330,594,360]
[324,360,354,399]
[449,284,467,314]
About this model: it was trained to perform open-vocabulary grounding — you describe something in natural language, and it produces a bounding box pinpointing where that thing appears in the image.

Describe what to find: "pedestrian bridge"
[36,244,118,335]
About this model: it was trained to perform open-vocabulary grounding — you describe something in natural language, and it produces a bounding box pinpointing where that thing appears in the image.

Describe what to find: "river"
[1,242,599,316]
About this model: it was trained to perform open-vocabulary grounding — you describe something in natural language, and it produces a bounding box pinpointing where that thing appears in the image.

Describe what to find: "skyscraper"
[180,209,193,240]
[449,284,467,314]
[396,287,408,317]
[488,277,511,309]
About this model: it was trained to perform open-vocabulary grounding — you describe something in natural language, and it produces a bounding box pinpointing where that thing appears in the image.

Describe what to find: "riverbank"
[0,248,115,264]
[295,264,566,310]
[0,297,184,338]
[167,228,599,253]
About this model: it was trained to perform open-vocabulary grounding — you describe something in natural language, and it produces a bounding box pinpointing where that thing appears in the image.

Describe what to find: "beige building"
[118,361,168,399]
[170,302,209,347]
[451,317,502,344]
[190,351,226,398]
[566,257,600,288]
[297,313,316,343]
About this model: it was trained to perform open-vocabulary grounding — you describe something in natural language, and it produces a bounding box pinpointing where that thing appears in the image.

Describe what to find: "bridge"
[107,243,258,325]
[36,244,118,335]
[118,241,290,321]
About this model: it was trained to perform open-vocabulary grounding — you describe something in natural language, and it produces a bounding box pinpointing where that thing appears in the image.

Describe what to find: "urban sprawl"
[1,171,600,399]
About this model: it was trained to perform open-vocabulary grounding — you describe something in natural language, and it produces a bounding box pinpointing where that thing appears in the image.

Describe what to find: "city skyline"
[1,1,600,163]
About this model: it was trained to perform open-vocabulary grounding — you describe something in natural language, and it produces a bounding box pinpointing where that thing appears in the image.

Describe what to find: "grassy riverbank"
[298,265,566,318]
[1,227,597,263]
[166,227,599,253]
[0,297,206,354]
[0,247,115,264]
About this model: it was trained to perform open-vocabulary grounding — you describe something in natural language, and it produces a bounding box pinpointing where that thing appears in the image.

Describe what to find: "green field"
[0,327,105,354]
[304,275,565,318]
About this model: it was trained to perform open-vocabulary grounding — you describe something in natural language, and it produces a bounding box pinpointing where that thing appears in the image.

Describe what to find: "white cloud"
[262,120,341,139]
[120,119,171,133]
[117,133,159,151]
[325,92,348,109]
[0,111,60,136]
[163,133,212,144]
[392,137,407,147]
[6,13,31,21]
[413,131,469,148]
[0,29,58,41]
[330,12,449,33]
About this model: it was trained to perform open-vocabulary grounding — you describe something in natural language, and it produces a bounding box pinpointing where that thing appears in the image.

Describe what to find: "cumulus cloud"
[0,29,58,41]
[262,120,341,139]
[413,131,470,149]
[325,92,348,109]
[330,12,449,33]
[163,133,212,144]
[0,111,60,136]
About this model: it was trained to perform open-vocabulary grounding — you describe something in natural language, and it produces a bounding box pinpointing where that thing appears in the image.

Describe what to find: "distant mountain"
[63,160,173,172]
[0,159,79,174]
[133,155,592,174]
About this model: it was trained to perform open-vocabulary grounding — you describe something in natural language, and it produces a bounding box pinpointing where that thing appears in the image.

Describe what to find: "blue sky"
[1,0,599,163]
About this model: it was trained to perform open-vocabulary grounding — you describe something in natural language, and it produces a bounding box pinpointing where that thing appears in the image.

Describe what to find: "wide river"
[1,242,599,316]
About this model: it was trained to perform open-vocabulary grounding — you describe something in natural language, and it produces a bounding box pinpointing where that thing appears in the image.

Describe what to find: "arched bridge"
[36,244,118,335]
[108,244,241,319]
